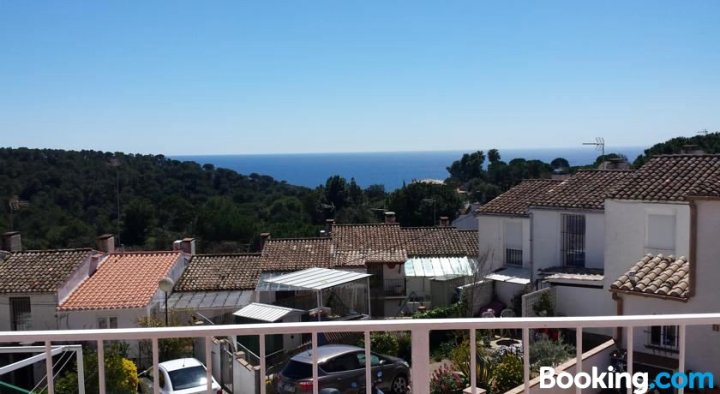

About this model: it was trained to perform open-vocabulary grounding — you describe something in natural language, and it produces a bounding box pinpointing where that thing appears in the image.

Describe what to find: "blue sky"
[1,1,718,155]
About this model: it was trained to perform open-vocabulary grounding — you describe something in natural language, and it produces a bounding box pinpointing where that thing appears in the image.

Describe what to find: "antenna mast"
[582,137,605,157]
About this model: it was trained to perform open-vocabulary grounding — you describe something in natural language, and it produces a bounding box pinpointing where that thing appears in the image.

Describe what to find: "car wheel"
[391,374,408,394]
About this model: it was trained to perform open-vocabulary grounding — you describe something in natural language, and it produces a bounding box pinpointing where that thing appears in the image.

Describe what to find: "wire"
[30,348,74,393]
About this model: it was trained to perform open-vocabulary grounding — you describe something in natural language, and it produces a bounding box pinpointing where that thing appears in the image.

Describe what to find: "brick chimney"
[324,219,335,237]
[96,234,115,254]
[259,233,271,250]
[2,231,21,252]
[181,238,196,255]
[384,211,396,224]
[439,216,450,227]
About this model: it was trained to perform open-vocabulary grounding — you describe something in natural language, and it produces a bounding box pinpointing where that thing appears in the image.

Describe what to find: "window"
[97,317,118,329]
[646,214,675,253]
[649,326,678,350]
[323,353,361,372]
[10,297,31,331]
[356,352,382,367]
[561,214,585,267]
[503,221,523,266]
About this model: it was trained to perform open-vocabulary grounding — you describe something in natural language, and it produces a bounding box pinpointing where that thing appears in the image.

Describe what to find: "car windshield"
[281,360,313,379]
[168,365,208,390]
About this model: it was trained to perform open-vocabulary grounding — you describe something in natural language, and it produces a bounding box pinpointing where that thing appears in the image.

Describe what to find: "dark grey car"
[276,344,410,394]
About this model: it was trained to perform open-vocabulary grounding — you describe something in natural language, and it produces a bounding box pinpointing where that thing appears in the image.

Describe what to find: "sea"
[173,146,646,191]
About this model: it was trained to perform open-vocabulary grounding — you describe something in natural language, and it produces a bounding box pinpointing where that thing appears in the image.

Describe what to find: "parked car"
[138,358,222,394]
[276,344,409,394]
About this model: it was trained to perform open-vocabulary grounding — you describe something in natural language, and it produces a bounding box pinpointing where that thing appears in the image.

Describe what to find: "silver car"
[276,344,409,394]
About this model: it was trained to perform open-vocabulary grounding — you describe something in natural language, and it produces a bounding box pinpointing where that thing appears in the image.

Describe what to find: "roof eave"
[609,288,689,303]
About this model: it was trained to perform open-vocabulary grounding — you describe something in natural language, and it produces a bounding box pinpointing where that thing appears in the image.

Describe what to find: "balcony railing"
[2,313,720,394]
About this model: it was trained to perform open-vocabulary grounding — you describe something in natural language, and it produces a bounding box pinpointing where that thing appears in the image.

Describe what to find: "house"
[257,213,479,318]
[170,253,261,324]
[0,232,108,332]
[57,250,187,331]
[475,170,633,323]
[606,154,720,376]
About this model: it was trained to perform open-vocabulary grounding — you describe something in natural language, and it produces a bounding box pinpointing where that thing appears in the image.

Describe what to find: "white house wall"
[477,215,530,270]
[604,200,690,291]
[0,293,59,331]
[60,307,149,330]
[553,286,614,336]
[530,209,604,271]
[615,200,720,376]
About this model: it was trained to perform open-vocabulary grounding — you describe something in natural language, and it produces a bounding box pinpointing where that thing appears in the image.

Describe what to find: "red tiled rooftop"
[59,251,181,311]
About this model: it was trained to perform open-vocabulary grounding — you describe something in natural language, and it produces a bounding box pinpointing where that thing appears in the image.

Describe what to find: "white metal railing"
[1,313,720,394]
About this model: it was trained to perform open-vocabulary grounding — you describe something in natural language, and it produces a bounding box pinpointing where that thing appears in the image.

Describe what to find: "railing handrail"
[2,313,720,343]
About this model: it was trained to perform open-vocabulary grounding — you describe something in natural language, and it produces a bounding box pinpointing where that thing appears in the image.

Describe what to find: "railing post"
[575,327,582,394]
[97,340,106,394]
[411,328,430,394]
[678,324,687,394]
[152,337,160,394]
[260,334,266,394]
[76,346,85,394]
[470,328,476,394]
[365,331,372,394]
[625,326,633,394]
[312,331,319,394]
[44,341,54,394]
[522,327,530,394]
[205,336,213,393]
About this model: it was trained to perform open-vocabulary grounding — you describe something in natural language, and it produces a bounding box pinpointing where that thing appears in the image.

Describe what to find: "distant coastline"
[173,146,646,191]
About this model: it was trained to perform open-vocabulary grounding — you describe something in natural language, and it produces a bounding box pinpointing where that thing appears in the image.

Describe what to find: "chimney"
[439,216,450,227]
[324,219,335,237]
[681,144,705,155]
[96,234,115,254]
[2,231,21,252]
[88,252,103,276]
[384,211,396,224]
[259,233,271,250]
[181,238,196,255]
[172,240,183,251]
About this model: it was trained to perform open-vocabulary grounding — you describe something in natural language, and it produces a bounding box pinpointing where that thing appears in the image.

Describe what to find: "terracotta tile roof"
[174,254,261,292]
[610,254,689,300]
[530,170,633,210]
[0,249,93,294]
[401,227,478,257]
[476,179,561,217]
[610,154,720,201]
[59,251,181,311]
[335,250,408,266]
[331,224,405,251]
[260,238,334,272]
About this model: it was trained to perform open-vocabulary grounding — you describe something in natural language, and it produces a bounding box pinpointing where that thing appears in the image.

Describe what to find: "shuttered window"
[503,221,523,266]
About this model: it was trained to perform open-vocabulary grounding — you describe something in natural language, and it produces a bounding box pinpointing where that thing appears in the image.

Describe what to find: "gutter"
[529,211,534,287]
[611,292,624,343]
[688,198,698,298]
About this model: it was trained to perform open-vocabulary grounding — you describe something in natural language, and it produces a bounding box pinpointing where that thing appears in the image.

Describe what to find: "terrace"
[2,313,719,394]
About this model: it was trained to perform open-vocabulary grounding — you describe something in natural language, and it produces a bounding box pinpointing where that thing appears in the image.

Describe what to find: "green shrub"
[491,353,524,393]
[430,364,467,394]
[52,343,138,394]
[449,338,495,391]
[530,335,575,371]
[368,332,399,356]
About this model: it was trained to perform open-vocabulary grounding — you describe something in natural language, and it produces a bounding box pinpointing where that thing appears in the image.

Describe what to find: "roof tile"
[175,254,261,292]
[260,238,334,272]
[610,254,690,300]
[531,170,633,210]
[0,249,93,294]
[610,154,720,201]
[476,179,561,216]
[59,251,181,311]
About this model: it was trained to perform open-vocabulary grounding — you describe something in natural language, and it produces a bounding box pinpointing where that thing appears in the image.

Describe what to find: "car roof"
[159,358,204,372]
[291,345,364,364]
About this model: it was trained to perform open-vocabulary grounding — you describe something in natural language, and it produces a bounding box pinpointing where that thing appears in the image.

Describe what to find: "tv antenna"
[698,129,710,136]
[583,137,605,157]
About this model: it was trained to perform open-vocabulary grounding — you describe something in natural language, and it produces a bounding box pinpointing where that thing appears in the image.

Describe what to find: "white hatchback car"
[138,358,222,394]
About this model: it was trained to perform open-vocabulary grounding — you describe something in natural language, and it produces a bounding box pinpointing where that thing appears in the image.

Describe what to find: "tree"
[387,182,462,226]
[324,175,348,211]
[550,157,569,171]
[52,343,138,394]
[446,151,486,184]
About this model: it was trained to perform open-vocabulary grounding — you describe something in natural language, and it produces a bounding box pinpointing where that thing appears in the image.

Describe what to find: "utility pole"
[109,157,121,244]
